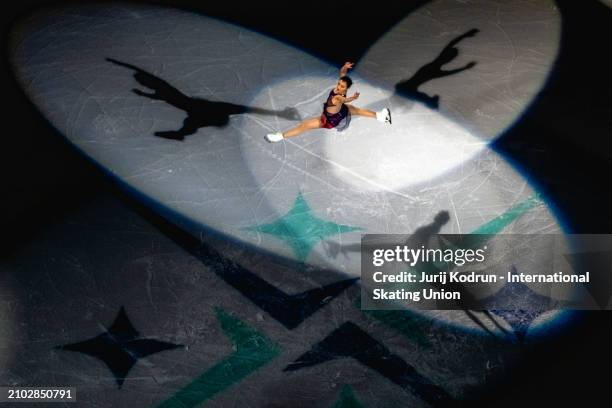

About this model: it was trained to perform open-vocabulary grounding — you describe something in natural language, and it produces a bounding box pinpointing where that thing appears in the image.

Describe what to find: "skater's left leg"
[346,104,376,118]
[347,104,392,124]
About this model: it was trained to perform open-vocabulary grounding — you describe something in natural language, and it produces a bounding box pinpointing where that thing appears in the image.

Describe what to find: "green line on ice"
[156,308,280,408]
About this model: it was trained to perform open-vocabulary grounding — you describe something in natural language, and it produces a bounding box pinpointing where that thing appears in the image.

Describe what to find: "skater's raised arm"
[445,28,479,50]
[339,61,354,77]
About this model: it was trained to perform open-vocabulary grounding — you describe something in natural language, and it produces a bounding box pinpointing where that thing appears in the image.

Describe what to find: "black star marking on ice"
[489,309,544,342]
[284,322,456,407]
[55,307,183,388]
[484,266,556,341]
[193,244,358,330]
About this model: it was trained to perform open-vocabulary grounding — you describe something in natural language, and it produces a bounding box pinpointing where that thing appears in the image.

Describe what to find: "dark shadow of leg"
[248,106,302,121]
[154,116,199,141]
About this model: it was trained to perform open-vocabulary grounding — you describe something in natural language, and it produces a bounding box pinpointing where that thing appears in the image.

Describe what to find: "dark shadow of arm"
[445,28,479,49]
[394,28,479,108]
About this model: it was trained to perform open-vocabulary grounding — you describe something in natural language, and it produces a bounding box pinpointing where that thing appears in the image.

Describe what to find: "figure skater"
[265,62,391,143]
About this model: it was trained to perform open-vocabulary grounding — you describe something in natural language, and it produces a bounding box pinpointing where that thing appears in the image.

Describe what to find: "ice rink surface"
[10,1,562,271]
[3,1,609,406]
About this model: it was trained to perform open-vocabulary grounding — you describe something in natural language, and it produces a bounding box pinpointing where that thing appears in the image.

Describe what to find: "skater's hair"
[339,75,353,88]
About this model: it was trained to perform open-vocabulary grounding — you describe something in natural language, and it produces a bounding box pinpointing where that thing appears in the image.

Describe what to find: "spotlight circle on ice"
[9,1,566,336]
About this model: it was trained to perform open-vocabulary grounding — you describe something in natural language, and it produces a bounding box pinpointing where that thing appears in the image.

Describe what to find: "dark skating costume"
[320,90,351,131]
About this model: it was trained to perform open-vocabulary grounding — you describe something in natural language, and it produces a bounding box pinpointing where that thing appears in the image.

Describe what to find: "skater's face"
[335,79,349,96]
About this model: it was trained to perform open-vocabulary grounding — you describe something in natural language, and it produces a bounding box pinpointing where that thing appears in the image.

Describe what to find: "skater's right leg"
[266,117,322,143]
[284,117,323,138]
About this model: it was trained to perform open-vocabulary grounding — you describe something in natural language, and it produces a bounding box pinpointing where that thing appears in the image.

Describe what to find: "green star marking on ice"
[156,308,280,408]
[470,192,543,235]
[451,192,545,249]
[245,192,362,262]
[332,385,364,408]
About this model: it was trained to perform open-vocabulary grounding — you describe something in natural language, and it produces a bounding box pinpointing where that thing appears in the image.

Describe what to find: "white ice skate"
[265,132,284,143]
[376,108,392,125]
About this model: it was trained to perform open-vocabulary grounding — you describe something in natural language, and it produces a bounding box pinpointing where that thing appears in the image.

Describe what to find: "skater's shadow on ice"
[107,58,300,141]
[394,28,479,110]
[325,210,512,339]
[322,210,451,260]
[361,29,479,115]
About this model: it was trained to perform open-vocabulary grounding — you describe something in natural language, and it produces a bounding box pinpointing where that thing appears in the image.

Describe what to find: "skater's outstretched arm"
[332,92,360,106]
